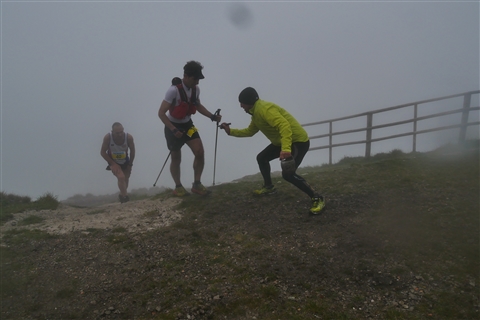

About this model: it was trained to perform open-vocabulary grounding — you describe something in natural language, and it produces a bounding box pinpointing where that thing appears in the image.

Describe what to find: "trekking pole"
[212,109,221,186]
[153,151,171,187]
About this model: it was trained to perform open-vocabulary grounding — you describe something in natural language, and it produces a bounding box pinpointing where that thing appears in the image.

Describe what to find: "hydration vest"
[169,84,197,119]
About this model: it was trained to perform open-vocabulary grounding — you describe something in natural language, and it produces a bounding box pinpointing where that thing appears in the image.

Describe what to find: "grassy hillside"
[1,144,478,320]
[0,192,59,225]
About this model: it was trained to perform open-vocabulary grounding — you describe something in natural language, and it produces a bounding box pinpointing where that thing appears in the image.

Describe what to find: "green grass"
[2,228,57,244]
[161,144,479,319]
[0,192,59,225]
[17,215,45,226]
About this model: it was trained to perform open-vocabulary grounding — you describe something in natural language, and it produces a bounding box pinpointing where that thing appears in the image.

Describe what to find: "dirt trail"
[0,197,183,235]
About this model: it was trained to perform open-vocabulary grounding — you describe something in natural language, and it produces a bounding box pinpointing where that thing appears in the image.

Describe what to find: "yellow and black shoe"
[173,186,189,197]
[310,195,325,214]
[253,185,277,196]
[191,183,211,196]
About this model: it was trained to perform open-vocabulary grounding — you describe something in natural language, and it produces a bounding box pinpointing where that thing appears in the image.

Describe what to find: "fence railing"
[302,90,480,165]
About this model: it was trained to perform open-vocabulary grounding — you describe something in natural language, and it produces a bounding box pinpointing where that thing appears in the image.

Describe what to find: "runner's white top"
[109,132,129,164]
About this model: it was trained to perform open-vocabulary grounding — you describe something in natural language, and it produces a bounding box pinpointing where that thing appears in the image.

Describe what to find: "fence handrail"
[302,90,480,164]
[309,121,480,151]
[302,90,480,127]
[309,106,480,140]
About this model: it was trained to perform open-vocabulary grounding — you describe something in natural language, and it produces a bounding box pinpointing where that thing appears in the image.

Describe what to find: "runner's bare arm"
[158,100,183,138]
[100,134,116,166]
[196,101,221,122]
[127,134,135,165]
[158,100,176,131]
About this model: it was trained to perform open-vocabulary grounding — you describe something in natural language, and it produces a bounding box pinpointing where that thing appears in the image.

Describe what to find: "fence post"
[329,121,333,165]
[459,93,472,144]
[413,104,418,152]
[365,113,373,158]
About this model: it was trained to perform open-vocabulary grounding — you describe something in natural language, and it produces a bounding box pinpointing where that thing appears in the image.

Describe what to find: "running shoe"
[118,195,130,203]
[310,195,325,214]
[173,186,189,197]
[253,185,277,195]
[191,183,210,196]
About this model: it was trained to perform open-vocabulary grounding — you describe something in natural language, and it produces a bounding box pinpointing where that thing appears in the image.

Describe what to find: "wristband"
[172,128,179,134]
[210,114,216,121]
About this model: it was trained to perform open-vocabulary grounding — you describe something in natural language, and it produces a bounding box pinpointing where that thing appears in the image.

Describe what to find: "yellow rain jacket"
[229,99,309,153]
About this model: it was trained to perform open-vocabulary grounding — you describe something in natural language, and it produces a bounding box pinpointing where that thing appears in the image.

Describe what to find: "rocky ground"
[0,197,182,235]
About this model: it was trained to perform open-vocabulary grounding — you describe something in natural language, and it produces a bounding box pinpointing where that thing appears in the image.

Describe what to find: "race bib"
[112,151,126,160]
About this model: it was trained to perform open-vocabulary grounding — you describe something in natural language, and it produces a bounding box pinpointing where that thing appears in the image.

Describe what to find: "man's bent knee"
[170,150,181,161]
[113,171,126,179]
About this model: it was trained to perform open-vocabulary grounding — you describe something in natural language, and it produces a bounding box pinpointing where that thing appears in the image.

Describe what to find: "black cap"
[184,60,205,79]
[238,87,259,105]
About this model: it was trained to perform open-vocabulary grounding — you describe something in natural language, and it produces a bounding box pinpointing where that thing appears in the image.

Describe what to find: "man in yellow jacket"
[220,87,325,214]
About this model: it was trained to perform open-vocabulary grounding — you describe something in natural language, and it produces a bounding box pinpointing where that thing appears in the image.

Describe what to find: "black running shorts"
[164,120,200,151]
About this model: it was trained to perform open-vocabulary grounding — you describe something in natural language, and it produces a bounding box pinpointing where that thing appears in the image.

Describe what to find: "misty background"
[1,1,479,201]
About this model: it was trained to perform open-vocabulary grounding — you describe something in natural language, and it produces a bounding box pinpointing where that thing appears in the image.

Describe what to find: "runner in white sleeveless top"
[101,122,136,203]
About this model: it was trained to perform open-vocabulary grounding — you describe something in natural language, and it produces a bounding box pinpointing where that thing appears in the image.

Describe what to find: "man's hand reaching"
[219,122,231,135]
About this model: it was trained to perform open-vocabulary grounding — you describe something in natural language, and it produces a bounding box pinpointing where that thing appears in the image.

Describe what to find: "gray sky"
[1,0,479,200]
